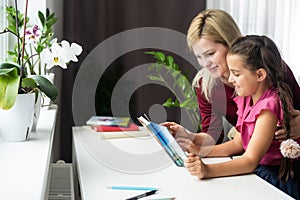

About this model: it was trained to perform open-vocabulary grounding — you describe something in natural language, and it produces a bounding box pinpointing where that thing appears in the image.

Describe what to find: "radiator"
[46,162,75,200]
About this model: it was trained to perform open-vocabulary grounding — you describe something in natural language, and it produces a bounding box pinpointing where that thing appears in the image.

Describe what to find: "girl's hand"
[160,122,190,138]
[275,109,300,140]
[185,153,207,179]
[176,137,200,155]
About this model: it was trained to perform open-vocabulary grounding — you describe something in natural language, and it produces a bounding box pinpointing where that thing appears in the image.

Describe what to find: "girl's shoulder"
[235,88,283,122]
[255,88,280,108]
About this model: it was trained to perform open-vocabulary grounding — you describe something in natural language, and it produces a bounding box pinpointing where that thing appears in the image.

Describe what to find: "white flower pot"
[0,93,35,142]
[31,92,42,131]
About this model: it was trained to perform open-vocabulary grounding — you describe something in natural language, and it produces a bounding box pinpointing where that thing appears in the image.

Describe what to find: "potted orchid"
[0,0,82,141]
[0,4,82,109]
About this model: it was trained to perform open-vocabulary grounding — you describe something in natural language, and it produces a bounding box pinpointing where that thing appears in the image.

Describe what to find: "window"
[0,0,48,62]
[0,0,8,62]
[207,0,300,83]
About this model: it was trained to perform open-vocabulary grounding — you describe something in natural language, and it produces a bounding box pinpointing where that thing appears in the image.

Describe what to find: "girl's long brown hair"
[228,35,294,182]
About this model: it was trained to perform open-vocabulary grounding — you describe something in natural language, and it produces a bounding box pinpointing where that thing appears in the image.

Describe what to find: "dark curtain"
[57,0,206,162]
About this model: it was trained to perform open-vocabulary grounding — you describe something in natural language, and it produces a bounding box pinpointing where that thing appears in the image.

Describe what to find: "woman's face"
[192,37,229,78]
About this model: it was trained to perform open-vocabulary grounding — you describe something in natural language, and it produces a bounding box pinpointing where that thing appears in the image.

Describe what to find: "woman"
[186,34,300,199]
[162,9,300,155]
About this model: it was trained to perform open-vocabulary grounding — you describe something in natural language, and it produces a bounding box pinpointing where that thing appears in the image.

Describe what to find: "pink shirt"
[234,88,290,165]
[195,63,300,144]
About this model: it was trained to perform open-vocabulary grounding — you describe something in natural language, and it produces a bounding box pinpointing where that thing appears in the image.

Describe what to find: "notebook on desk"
[85,116,150,139]
[137,115,187,167]
[86,116,131,127]
[82,125,149,139]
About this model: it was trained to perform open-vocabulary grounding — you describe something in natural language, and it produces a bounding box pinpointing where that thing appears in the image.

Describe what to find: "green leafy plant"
[0,1,56,110]
[145,51,201,131]
[5,6,58,75]
[0,0,82,110]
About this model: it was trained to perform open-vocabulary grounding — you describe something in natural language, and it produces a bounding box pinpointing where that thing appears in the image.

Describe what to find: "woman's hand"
[185,153,207,179]
[275,109,300,140]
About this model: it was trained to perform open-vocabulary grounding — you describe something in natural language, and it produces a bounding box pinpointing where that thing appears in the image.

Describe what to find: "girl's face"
[227,54,260,97]
[192,37,229,78]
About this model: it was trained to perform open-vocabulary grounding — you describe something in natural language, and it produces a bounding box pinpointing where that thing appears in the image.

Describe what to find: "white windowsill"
[0,105,57,200]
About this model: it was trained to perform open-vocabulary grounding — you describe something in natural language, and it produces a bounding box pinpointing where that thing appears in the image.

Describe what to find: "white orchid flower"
[40,43,68,69]
[61,40,83,62]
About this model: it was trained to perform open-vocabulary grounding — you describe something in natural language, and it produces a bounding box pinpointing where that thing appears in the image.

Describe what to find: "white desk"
[72,127,293,200]
[0,105,57,200]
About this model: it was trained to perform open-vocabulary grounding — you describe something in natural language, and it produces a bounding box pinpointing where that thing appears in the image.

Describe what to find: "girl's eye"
[231,71,239,77]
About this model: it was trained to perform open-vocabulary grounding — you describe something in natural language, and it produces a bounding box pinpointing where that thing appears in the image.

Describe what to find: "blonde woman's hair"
[188,9,241,102]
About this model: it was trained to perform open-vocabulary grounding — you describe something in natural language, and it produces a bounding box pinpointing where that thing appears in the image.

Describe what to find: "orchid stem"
[20,0,29,75]
[0,28,19,38]
[14,0,21,66]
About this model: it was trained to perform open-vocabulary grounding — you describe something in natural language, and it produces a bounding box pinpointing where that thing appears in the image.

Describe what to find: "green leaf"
[0,67,20,110]
[172,63,179,70]
[46,17,57,28]
[179,98,193,108]
[144,51,156,56]
[0,62,21,74]
[162,98,180,107]
[46,8,50,17]
[154,52,165,62]
[38,11,45,25]
[31,75,58,101]
[166,55,174,66]
[171,70,181,79]
[22,78,38,89]
[145,51,165,62]
[148,75,163,82]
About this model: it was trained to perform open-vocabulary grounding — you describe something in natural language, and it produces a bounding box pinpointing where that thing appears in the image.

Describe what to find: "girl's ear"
[256,68,267,81]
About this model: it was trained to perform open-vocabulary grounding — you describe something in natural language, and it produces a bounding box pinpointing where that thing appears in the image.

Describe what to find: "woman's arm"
[186,110,277,179]
[196,87,225,143]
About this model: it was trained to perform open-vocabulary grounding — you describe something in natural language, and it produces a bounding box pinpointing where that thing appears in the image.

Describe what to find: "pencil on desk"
[125,189,157,200]
[107,185,158,191]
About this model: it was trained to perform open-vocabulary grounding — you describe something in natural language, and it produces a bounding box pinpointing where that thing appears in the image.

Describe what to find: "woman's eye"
[195,55,202,59]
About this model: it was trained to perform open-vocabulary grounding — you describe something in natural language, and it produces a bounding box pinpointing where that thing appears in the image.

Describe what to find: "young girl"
[185,35,300,199]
